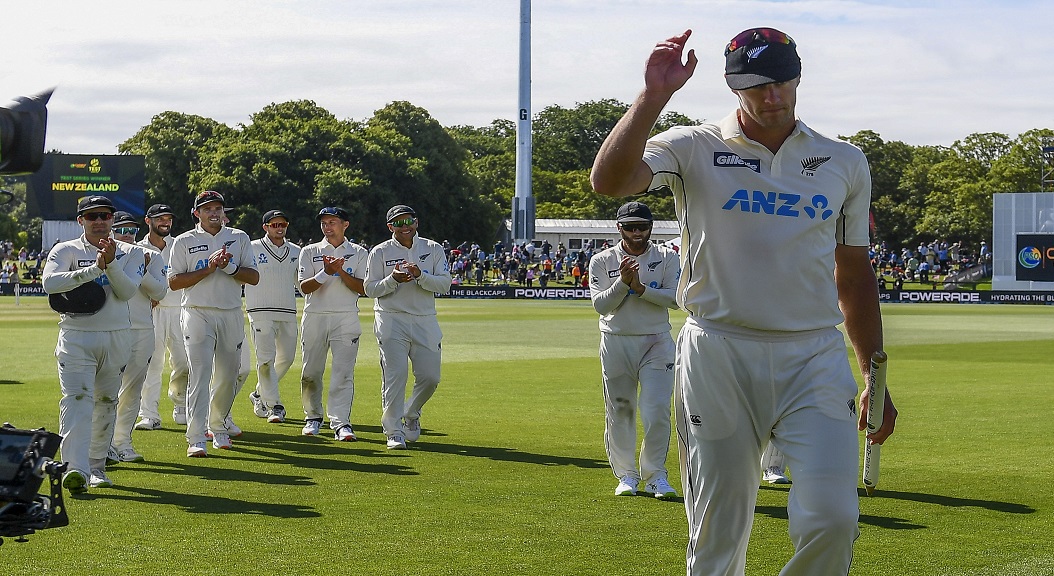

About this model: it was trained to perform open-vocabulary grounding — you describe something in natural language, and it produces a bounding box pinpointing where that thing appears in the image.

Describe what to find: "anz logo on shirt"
[258,252,269,264]
[721,190,834,221]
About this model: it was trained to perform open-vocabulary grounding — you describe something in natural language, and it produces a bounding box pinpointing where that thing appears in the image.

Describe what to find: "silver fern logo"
[746,45,768,60]
[801,156,832,176]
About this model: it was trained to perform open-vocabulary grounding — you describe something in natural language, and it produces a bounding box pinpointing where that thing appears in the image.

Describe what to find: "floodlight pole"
[512,0,535,246]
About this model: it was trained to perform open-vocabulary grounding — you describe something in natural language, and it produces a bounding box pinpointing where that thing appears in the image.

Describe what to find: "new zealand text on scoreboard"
[25,154,146,220]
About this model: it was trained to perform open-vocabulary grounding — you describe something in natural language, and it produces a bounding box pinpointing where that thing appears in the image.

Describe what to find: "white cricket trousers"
[300,311,359,428]
[112,328,155,450]
[250,316,297,409]
[181,307,245,444]
[140,305,189,421]
[374,312,442,437]
[675,319,860,576]
[55,329,132,476]
[599,331,675,484]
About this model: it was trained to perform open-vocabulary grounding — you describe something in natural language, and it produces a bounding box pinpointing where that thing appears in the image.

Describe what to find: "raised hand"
[645,29,698,97]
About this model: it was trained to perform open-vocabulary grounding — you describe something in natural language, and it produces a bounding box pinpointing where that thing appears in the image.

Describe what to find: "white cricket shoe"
[108,446,145,463]
[302,419,322,436]
[334,424,357,442]
[615,476,639,496]
[134,417,161,431]
[386,434,407,450]
[187,442,207,458]
[267,404,286,423]
[249,391,268,418]
[223,414,242,437]
[89,468,113,489]
[763,466,791,485]
[644,477,678,500]
[212,433,233,450]
[172,406,187,425]
[403,417,421,443]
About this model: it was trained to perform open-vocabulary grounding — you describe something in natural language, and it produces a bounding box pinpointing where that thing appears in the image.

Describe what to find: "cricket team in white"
[41,24,899,576]
[44,193,452,491]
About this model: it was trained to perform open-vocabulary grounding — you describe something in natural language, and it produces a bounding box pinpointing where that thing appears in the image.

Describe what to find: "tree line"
[2,98,1050,251]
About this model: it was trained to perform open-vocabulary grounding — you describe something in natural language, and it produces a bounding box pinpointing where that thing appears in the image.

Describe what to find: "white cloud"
[3,0,1051,154]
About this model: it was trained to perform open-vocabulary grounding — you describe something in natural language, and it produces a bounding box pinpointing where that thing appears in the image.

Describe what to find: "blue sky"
[5,0,1050,154]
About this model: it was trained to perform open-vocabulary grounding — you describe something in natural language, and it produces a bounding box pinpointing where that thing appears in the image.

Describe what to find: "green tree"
[188,100,366,243]
[358,101,499,245]
[118,111,233,227]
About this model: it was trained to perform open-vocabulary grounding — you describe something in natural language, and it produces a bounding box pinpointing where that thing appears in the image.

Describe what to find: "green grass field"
[1,297,1052,575]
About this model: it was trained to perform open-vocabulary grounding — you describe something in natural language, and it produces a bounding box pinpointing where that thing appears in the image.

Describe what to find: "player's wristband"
[222,261,239,275]
[313,269,332,284]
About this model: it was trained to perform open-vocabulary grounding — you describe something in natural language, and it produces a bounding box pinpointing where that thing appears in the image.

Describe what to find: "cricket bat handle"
[862,351,888,496]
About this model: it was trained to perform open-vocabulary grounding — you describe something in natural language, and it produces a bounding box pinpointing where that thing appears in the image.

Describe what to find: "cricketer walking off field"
[245,210,301,425]
[43,196,145,493]
[137,203,191,430]
[296,207,368,441]
[364,205,451,450]
[168,191,259,457]
[588,201,681,501]
[110,212,167,463]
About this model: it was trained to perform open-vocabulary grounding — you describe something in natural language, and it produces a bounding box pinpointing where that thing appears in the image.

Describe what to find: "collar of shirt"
[718,110,813,144]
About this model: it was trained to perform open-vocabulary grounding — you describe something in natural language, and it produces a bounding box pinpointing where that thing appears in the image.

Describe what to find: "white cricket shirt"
[297,237,368,316]
[167,224,257,310]
[364,234,451,315]
[642,112,872,332]
[139,235,181,308]
[588,242,680,335]
[42,235,145,331]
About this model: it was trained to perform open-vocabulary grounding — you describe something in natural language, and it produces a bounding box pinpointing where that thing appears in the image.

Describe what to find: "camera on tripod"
[0,424,69,546]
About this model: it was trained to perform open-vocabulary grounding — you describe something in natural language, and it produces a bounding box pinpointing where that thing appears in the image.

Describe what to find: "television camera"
[0,424,68,546]
[0,89,63,547]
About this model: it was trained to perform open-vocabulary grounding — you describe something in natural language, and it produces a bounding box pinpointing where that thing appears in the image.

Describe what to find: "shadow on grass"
[0,379,23,385]
[121,431,419,476]
[81,485,322,518]
[409,438,608,469]
[857,487,1035,514]
[753,486,1034,530]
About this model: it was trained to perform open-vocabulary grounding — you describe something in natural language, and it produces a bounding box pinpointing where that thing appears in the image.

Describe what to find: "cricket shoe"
[643,478,678,500]
[615,476,639,496]
[302,419,322,436]
[403,417,421,443]
[212,433,233,450]
[249,391,268,418]
[187,442,207,458]
[223,414,243,437]
[386,434,407,450]
[334,424,357,442]
[62,470,89,495]
[107,446,145,464]
[172,406,187,425]
[763,466,791,485]
[267,404,286,424]
[89,468,113,489]
[134,417,161,431]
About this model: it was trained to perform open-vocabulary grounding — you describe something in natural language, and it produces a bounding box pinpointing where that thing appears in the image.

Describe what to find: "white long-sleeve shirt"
[246,236,301,321]
[139,235,181,308]
[42,234,145,331]
[128,244,168,329]
[589,242,680,335]
[364,234,450,315]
